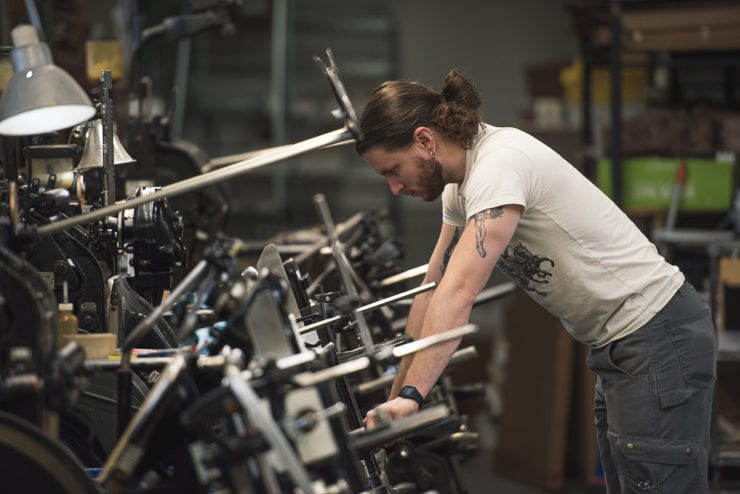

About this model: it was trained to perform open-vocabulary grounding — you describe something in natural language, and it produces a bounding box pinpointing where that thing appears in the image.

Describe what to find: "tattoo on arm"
[441,227,461,275]
[473,207,504,257]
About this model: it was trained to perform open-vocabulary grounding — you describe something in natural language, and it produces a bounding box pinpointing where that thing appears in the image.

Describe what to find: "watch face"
[400,385,423,407]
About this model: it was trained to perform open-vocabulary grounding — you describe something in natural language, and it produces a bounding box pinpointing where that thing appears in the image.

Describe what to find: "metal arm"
[36,128,351,237]
[313,48,360,140]
[313,193,375,354]
[34,49,358,237]
[297,282,437,336]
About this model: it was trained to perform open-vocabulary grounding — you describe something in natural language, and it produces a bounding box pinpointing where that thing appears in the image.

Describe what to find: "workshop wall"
[392,0,578,266]
[0,0,579,264]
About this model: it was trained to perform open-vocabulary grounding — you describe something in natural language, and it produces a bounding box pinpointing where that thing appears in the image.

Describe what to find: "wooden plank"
[621,5,740,32]
[623,27,740,52]
[619,4,740,51]
[719,258,740,331]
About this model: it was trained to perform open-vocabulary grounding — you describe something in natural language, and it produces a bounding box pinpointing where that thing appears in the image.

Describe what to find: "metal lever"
[293,324,476,388]
[386,323,478,360]
[313,193,375,354]
[357,282,436,314]
[348,403,450,452]
[378,264,429,287]
[353,346,478,396]
[297,281,437,336]
[226,359,315,494]
[313,48,360,139]
[292,356,371,387]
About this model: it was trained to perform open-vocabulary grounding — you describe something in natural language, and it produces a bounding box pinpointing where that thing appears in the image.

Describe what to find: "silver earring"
[430,150,437,159]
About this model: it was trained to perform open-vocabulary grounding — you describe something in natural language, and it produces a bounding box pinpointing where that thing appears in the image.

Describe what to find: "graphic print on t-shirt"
[497,242,554,296]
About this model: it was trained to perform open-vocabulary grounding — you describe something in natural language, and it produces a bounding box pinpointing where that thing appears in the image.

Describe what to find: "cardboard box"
[560,57,648,106]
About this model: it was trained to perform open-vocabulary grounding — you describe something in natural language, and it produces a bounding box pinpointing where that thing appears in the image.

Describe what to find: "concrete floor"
[457,447,601,494]
[456,443,740,494]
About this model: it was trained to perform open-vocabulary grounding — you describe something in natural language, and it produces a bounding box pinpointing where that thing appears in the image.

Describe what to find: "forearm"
[395,206,521,398]
[389,223,464,398]
[400,284,474,397]
[389,289,433,398]
[365,207,522,428]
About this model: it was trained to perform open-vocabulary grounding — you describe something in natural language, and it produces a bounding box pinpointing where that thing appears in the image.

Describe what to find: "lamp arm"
[23,0,45,43]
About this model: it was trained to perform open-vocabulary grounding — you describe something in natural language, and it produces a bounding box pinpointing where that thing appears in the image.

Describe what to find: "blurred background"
[3,1,740,492]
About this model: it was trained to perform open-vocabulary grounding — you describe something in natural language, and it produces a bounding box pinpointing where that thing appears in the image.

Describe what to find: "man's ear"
[413,127,434,149]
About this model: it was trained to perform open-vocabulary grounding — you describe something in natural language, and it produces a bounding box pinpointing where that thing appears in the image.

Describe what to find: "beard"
[413,155,446,201]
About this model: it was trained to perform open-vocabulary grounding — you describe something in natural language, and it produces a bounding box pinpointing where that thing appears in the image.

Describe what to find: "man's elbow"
[438,278,480,312]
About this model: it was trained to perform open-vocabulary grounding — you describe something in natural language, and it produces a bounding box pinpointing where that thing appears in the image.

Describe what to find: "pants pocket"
[607,431,705,493]
[657,387,696,409]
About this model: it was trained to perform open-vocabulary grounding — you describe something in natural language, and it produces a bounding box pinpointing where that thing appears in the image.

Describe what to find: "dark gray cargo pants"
[586,282,716,493]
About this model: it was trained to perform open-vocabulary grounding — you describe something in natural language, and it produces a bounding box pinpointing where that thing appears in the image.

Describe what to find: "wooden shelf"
[621,4,740,52]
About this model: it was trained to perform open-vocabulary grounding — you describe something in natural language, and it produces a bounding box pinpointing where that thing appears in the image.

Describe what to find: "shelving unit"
[569,1,740,489]
[568,0,740,202]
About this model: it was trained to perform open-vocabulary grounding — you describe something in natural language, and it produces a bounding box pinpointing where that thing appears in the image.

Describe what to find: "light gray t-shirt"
[442,124,684,347]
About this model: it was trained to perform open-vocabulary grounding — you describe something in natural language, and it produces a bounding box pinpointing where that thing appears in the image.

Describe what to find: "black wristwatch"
[399,385,425,408]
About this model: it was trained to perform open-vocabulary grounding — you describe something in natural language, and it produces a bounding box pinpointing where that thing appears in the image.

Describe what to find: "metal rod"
[203,139,354,172]
[292,356,370,387]
[101,70,116,206]
[297,314,342,335]
[349,404,449,452]
[84,356,176,371]
[295,211,365,266]
[390,323,478,359]
[226,362,315,494]
[101,352,189,485]
[473,281,516,306]
[378,264,428,287]
[358,282,436,314]
[269,0,290,218]
[36,127,353,236]
[114,258,208,435]
[610,0,623,207]
[305,263,335,296]
[270,0,289,146]
[23,0,45,42]
[297,282,436,336]
[204,143,296,172]
[171,37,191,138]
[313,193,375,353]
[353,346,477,396]
[121,258,209,352]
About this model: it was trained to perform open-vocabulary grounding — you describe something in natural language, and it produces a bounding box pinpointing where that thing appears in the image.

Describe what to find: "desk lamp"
[0,24,95,136]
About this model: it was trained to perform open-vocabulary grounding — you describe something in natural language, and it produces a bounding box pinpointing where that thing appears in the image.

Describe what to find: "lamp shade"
[77,119,136,170]
[0,25,95,136]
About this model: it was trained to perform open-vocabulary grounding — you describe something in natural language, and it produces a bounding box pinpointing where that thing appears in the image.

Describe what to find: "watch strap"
[399,385,424,408]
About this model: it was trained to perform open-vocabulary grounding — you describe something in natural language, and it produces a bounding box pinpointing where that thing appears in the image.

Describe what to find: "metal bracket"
[314,48,361,140]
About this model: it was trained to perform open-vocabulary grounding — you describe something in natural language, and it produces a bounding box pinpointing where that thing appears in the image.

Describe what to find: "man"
[356,70,716,493]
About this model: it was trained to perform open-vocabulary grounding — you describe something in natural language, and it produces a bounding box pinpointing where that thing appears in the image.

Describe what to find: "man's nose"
[387,177,404,195]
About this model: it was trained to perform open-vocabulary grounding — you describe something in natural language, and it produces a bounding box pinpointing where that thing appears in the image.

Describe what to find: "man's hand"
[363,396,420,429]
